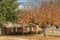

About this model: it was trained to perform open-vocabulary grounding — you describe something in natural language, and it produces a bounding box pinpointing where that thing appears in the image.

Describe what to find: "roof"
[5,23,23,28]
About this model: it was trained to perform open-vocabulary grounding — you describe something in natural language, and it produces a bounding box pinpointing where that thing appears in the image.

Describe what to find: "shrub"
[38,30,43,34]
[28,31,37,34]
[10,32,23,35]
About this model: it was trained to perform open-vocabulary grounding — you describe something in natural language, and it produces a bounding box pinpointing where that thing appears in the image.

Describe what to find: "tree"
[16,0,60,36]
[38,0,60,36]
[0,0,18,23]
[0,0,18,35]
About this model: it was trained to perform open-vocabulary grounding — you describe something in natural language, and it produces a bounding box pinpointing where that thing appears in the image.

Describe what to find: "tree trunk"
[43,28,46,40]
[43,28,46,37]
[52,26,54,34]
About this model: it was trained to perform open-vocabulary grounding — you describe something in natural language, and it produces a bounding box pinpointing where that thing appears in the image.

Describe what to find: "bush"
[38,30,43,34]
[32,32,37,34]
[28,31,33,34]
[28,31,37,34]
[28,30,43,34]
[10,32,23,35]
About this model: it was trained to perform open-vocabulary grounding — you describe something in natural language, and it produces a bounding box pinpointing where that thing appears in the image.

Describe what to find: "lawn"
[0,34,60,40]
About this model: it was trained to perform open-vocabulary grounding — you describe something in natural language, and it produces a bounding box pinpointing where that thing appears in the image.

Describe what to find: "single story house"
[1,23,42,35]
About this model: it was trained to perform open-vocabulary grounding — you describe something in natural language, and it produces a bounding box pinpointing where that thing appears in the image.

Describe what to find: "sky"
[18,0,43,5]
[17,0,43,10]
[18,0,27,2]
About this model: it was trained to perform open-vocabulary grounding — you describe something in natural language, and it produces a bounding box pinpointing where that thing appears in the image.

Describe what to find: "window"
[27,27,33,32]
[27,27,30,32]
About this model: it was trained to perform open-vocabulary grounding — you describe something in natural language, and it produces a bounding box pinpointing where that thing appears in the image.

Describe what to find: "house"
[1,23,42,35]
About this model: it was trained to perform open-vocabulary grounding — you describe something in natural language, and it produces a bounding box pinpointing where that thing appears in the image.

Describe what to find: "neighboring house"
[1,23,42,35]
